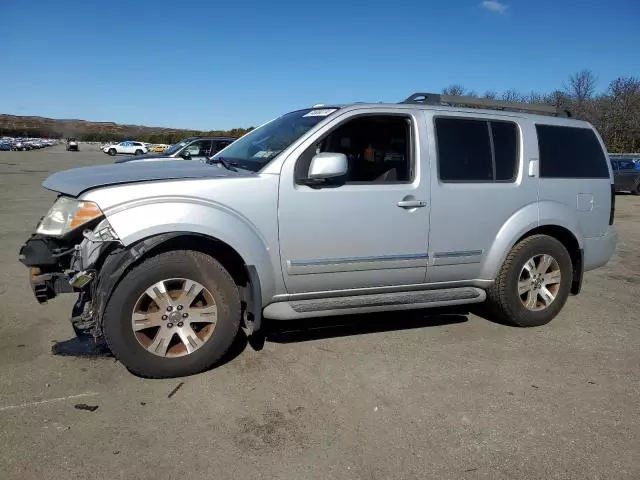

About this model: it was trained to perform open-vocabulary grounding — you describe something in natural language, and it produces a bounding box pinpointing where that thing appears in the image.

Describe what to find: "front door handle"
[397,200,427,209]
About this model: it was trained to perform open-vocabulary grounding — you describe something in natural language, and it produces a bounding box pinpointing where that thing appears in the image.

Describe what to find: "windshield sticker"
[303,109,338,117]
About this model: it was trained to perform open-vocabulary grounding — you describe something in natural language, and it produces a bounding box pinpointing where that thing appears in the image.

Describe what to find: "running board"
[263,287,486,320]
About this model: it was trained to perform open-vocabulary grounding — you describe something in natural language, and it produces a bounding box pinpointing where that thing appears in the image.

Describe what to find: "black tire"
[108,148,116,156]
[134,149,143,156]
[486,235,572,328]
[102,250,241,378]
[631,180,640,196]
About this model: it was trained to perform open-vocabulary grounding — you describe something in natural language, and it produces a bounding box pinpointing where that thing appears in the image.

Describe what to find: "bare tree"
[442,84,466,96]
[501,89,523,103]
[566,69,597,103]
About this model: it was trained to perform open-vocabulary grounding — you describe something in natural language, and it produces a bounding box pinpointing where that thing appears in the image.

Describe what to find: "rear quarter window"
[536,125,609,178]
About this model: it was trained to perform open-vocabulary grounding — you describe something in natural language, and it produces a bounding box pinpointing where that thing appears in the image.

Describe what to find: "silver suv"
[19,93,618,378]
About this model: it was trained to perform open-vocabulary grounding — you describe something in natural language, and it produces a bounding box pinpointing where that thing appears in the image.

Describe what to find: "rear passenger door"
[425,113,535,283]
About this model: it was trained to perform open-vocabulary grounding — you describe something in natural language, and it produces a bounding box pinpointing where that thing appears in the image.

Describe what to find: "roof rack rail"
[401,92,572,118]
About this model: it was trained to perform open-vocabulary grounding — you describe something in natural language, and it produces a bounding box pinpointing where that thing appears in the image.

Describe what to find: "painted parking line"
[0,392,99,412]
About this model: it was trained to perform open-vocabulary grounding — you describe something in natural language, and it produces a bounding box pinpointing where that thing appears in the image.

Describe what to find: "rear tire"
[102,250,241,378]
[486,235,572,327]
[108,148,116,156]
[134,149,143,156]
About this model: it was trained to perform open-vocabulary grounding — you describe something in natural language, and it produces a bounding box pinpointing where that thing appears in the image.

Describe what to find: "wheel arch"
[514,225,583,295]
[93,232,266,337]
[481,202,585,295]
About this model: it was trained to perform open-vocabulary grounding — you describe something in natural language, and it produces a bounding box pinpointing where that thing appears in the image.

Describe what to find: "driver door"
[277,110,431,294]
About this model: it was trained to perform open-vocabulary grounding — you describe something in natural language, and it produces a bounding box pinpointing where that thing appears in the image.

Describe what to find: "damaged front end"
[19,197,123,341]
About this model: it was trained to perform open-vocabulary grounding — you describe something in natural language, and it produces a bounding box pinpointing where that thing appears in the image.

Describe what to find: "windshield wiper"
[207,156,238,171]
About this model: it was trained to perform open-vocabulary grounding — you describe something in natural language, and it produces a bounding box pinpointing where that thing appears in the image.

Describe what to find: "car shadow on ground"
[249,307,471,350]
[50,308,475,377]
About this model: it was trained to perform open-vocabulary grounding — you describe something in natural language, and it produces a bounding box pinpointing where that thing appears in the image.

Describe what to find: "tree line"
[0,125,255,144]
[2,70,638,152]
[442,70,640,153]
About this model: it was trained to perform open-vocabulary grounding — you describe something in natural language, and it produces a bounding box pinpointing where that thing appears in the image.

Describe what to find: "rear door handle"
[397,200,427,209]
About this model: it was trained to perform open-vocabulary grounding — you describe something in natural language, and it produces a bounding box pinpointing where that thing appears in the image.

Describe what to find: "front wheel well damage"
[90,233,259,340]
[514,225,583,295]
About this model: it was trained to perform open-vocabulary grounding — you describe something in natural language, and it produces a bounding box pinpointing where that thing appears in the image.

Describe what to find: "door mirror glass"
[308,152,348,180]
[181,149,192,159]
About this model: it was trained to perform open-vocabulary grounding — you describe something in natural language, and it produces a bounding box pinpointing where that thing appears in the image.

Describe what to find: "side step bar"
[263,287,486,320]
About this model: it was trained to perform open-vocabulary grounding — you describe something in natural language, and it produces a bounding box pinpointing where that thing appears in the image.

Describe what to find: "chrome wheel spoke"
[189,305,217,324]
[543,270,561,286]
[539,286,555,306]
[524,290,538,310]
[132,312,164,331]
[147,328,174,356]
[178,279,203,308]
[523,259,536,276]
[145,281,174,311]
[518,280,533,295]
[176,325,204,354]
[537,254,553,275]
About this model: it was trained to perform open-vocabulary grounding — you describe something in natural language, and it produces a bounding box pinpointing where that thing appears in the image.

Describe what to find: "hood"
[42,160,253,196]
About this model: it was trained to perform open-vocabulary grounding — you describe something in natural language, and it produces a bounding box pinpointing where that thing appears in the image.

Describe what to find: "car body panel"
[81,174,282,304]
[277,107,430,293]
[42,160,251,197]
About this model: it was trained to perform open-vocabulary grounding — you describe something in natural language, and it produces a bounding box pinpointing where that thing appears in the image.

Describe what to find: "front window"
[210,108,339,172]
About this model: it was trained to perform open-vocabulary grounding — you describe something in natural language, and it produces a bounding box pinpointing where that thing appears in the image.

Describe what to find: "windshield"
[164,139,192,156]
[209,108,338,172]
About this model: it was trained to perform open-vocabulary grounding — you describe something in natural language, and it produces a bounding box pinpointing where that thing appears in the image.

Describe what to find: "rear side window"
[435,117,519,182]
[536,125,609,178]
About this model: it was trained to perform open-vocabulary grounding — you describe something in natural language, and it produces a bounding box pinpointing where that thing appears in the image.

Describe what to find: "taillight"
[609,184,615,225]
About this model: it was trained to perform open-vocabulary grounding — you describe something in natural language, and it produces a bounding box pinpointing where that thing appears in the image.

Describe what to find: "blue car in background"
[610,155,640,170]
[0,141,12,151]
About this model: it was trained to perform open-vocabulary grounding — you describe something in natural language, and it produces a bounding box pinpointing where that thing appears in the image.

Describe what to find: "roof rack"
[401,92,572,118]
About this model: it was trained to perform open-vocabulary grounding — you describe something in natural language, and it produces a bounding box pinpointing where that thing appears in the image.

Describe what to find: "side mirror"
[307,152,348,180]
[181,150,192,160]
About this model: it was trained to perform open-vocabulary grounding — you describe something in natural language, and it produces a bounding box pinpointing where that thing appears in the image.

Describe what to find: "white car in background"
[102,141,149,157]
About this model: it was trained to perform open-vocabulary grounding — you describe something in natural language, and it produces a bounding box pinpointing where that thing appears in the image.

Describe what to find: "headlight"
[36,197,104,236]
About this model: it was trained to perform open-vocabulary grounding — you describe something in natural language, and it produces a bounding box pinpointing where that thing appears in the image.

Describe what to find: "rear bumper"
[584,226,618,272]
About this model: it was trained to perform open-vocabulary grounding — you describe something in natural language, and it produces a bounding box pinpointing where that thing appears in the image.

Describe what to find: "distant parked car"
[150,144,169,153]
[102,141,149,156]
[66,138,79,151]
[611,158,640,195]
[0,141,11,151]
[114,136,236,163]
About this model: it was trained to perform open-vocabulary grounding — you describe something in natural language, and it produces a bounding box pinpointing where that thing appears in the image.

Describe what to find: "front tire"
[108,148,116,156]
[102,250,241,378]
[486,235,572,327]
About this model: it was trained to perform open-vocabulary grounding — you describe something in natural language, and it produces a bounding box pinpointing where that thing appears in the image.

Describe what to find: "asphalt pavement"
[0,144,638,479]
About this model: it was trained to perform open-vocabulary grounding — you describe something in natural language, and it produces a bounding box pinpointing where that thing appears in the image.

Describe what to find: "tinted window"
[435,118,518,182]
[436,118,492,181]
[491,121,518,180]
[536,125,609,178]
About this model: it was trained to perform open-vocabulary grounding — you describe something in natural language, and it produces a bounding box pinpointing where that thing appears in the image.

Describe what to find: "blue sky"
[1,0,638,130]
